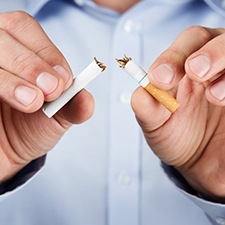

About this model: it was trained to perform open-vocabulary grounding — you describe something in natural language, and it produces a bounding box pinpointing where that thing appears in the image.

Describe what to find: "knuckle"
[0,69,15,102]
[10,52,40,76]
[164,47,187,62]
[7,10,30,20]
[36,44,55,57]
[0,70,11,91]
[0,28,10,42]
[0,10,35,32]
[36,45,65,66]
[186,26,213,42]
[214,34,225,49]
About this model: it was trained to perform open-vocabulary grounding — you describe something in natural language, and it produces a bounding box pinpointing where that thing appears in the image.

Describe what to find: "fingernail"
[36,72,58,95]
[15,86,37,106]
[210,80,225,100]
[151,64,174,84]
[189,55,210,78]
[53,65,70,84]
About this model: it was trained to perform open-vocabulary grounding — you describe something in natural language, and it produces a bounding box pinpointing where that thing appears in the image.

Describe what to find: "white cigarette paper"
[42,58,106,118]
[116,55,180,113]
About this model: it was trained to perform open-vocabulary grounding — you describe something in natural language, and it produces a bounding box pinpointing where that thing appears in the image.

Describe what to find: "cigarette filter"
[42,57,106,118]
[116,55,180,113]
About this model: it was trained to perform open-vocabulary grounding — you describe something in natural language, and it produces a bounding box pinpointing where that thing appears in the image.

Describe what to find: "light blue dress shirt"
[0,0,225,224]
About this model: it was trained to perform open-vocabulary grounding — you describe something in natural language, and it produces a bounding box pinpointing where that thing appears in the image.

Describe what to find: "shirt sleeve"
[0,156,46,203]
[162,163,225,225]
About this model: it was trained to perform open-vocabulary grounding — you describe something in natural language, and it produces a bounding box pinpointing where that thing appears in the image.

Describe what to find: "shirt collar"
[25,0,225,17]
[24,0,90,16]
[203,0,225,17]
[24,0,51,16]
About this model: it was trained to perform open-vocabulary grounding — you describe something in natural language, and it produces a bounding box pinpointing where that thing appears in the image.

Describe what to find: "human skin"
[93,0,139,12]
[131,26,225,202]
[0,0,140,184]
[1,3,225,203]
[0,11,94,182]
[0,0,140,183]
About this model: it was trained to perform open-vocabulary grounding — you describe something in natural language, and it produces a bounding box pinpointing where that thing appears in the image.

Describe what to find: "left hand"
[131,26,225,201]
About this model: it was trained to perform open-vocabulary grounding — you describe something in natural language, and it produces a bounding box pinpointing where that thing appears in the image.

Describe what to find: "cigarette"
[116,55,180,113]
[42,57,106,118]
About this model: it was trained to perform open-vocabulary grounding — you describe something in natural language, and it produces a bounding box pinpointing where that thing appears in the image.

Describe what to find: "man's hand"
[0,11,94,182]
[131,26,225,201]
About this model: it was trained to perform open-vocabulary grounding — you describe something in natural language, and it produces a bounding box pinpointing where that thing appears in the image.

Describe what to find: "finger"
[185,29,225,83]
[205,74,225,106]
[183,29,225,105]
[0,11,73,90]
[148,26,224,90]
[0,69,44,112]
[131,87,171,132]
[0,28,66,102]
[53,89,95,126]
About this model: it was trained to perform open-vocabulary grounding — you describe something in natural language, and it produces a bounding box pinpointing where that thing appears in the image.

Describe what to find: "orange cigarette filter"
[116,55,180,113]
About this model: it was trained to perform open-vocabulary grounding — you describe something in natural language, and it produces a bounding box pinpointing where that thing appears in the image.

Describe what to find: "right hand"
[0,11,94,182]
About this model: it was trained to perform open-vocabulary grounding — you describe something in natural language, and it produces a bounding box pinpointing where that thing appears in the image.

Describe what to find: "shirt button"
[74,0,85,6]
[117,172,132,185]
[216,217,225,225]
[119,92,131,104]
[123,19,134,33]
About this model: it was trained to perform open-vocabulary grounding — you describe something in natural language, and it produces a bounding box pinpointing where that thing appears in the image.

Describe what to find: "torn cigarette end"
[94,57,106,71]
[116,55,180,113]
[116,55,132,68]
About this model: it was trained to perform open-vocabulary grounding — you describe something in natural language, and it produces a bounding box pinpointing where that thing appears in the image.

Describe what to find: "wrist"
[0,156,46,195]
[0,151,26,183]
[163,163,225,202]
[178,168,225,203]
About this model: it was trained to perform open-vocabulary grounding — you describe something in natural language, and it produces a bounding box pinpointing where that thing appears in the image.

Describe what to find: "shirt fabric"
[0,0,225,225]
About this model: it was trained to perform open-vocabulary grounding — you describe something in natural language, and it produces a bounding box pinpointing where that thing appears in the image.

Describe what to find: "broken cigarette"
[42,57,106,118]
[116,55,179,113]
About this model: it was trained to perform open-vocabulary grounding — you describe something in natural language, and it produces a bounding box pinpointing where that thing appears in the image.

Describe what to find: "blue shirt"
[0,0,225,224]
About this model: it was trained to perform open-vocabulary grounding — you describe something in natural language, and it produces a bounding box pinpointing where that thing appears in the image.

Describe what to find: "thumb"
[131,87,171,132]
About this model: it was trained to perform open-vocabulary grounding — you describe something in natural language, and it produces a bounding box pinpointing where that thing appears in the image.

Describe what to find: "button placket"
[119,92,131,104]
[123,19,135,33]
[107,17,142,225]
